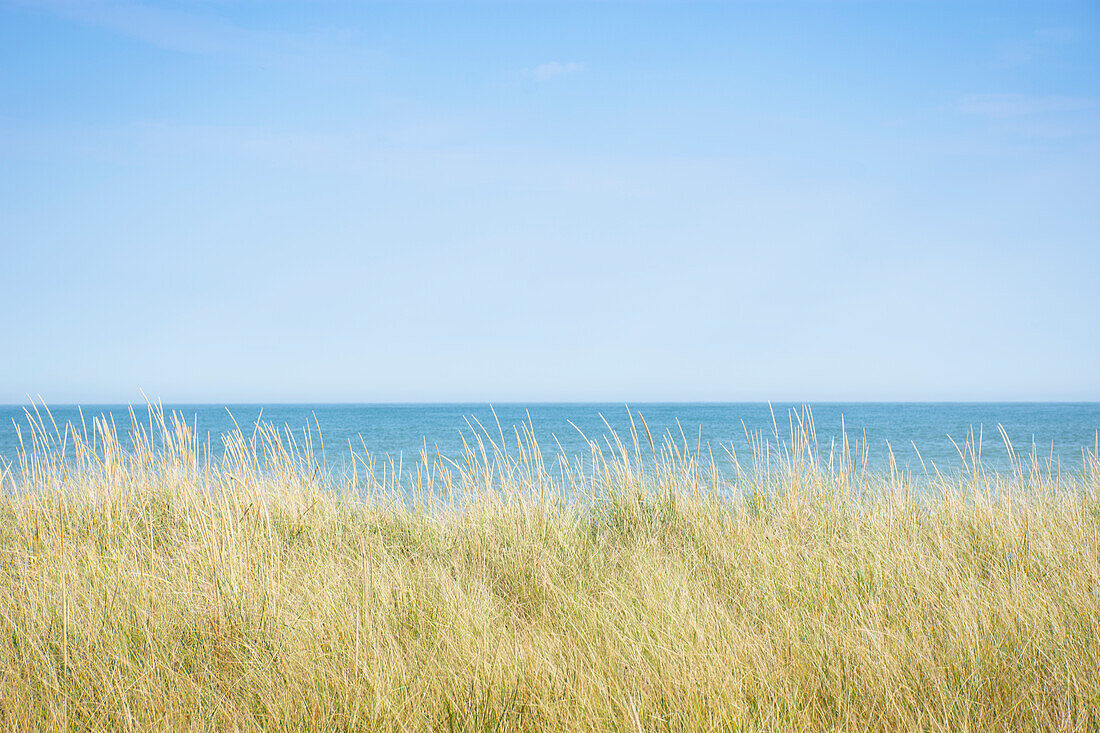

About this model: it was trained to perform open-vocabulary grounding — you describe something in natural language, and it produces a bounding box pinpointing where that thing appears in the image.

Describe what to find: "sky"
[1,0,1098,403]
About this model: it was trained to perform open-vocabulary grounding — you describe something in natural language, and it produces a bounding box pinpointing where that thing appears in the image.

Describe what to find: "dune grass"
[1,405,1098,731]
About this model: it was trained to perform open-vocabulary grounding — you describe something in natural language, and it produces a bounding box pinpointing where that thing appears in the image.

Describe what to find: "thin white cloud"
[6,0,372,69]
[956,93,1100,140]
[958,93,1099,120]
[1034,27,1083,45]
[528,61,585,82]
[993,27,1083,68]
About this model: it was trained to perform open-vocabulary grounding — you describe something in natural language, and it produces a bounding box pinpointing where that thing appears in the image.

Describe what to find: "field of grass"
[1,405,1098,731]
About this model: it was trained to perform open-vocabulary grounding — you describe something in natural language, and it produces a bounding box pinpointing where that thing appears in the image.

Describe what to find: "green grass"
[1,405,1098,731]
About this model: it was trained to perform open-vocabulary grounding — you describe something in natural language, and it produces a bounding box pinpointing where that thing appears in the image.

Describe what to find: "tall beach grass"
[1,404,1098,731]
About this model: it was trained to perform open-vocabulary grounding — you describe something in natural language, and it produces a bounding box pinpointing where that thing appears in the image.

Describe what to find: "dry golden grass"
[1,404,1098,731]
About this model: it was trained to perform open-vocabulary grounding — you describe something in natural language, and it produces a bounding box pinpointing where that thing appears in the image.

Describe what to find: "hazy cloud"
[528,61,585,82]
[993,26,1084,67]
[958,93,1098,120]
[957,93,1100,140]
[1034,27,1084,45]
[6,0,371,69]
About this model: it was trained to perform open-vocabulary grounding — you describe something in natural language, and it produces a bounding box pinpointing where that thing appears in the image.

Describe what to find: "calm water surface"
[2,403,1098,480]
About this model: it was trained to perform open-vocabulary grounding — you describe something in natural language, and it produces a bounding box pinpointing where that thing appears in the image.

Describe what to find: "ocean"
[2,402,1098,479]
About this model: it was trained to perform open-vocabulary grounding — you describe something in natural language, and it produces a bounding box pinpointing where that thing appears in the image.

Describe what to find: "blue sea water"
[1,403,1098,480]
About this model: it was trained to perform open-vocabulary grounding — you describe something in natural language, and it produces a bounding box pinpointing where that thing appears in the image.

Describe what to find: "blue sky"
[1,1,1097,403]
